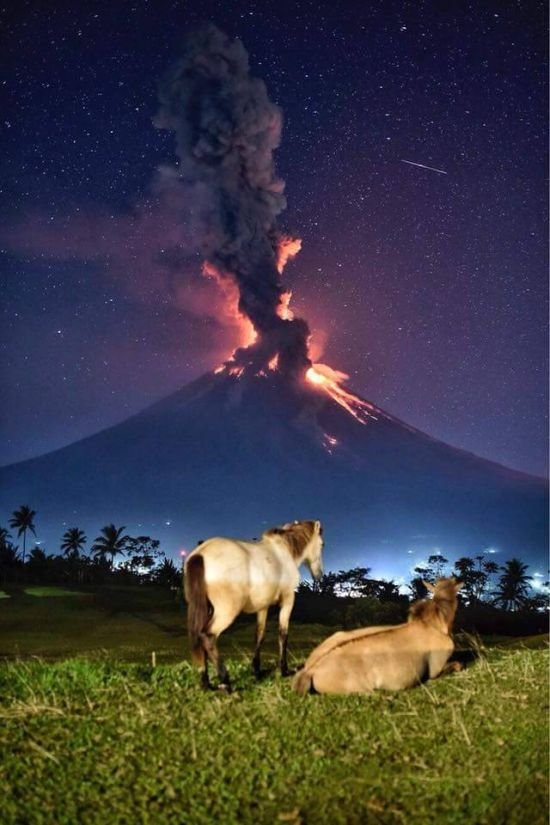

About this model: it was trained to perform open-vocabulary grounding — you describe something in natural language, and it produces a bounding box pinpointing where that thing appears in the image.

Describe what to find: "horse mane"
[408,599,441,624]
[264,520,317,560]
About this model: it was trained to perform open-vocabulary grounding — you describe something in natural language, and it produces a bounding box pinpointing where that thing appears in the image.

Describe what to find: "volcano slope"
[0,369,547,570]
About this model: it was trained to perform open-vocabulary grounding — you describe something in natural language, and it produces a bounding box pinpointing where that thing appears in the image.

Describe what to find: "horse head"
[302,519,324,581]
[412,577,463,633]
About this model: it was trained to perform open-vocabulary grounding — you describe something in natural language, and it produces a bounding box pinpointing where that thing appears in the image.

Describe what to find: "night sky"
[1,0,548,477]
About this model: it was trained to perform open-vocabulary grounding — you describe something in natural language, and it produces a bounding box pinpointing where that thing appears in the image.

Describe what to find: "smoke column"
[155,25,311,377]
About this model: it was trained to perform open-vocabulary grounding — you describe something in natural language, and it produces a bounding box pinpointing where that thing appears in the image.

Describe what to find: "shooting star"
[401,159,448,175]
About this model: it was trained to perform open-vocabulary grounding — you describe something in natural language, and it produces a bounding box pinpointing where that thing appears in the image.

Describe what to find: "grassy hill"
[0,586,547,824]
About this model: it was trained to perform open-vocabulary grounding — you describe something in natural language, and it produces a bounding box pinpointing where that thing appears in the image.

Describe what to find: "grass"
[0,587,547,823]
[0,584,331,663]
[23,586,89,597]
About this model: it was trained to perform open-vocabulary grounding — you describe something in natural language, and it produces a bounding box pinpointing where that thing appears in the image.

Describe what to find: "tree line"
[300,551,547,613]
[1,505,548,616]
[0,505,180,589]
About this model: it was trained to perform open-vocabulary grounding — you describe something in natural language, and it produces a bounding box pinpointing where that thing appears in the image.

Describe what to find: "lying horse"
[293,577,462,694]
[184,520,324,690]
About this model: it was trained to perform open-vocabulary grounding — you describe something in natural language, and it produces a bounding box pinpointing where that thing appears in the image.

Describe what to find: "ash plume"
[154,24,311,377]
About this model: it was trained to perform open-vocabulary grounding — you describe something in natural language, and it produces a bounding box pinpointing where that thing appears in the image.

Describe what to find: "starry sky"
[1,0,548,477]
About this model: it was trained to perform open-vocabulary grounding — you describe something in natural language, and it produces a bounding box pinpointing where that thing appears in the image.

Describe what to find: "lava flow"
[305,364,378,425]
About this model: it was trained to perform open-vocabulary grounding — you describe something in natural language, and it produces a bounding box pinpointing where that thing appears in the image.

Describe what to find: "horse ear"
[454,580,464,591]
[422,580,435,594]
[314,520,321,534]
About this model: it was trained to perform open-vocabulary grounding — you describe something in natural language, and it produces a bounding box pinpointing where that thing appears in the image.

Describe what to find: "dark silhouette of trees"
[413,554,449,585]
[91,524,129,566]
[26,545,50,580]
[124,536,162,573]
[427,553,448,579]
[61,528,87,558]
[153,557,180,589]
[376,579,401,602]
[9,506,37,565]
[0,527,20,584]
[1,501,546,635]
[453,556,484,603]
[335,567,372,597]
[494,559,532,611]
[309,571,339,596]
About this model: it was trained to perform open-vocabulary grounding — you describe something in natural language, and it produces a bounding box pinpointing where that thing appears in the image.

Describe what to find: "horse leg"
[252,608,268,678]
[200,648,212,691]
[278,598,294,677]
[200,631,232,692]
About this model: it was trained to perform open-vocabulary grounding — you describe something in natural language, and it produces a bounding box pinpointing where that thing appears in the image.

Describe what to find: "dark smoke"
[155,25,311,377]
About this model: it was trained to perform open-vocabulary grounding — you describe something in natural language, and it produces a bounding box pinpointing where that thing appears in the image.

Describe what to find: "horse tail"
[184,554,210,666]
[292,668,314,695]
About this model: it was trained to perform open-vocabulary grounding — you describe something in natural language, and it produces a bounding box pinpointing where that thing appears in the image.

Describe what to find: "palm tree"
[61,528,87,558]
[9,505,37,565]
[0,527,19,577]
[494,558,531,611]
[92,524,128,566]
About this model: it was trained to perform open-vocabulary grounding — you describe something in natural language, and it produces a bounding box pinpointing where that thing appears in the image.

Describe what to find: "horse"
[292,577,463,695]
[184,519,324,691]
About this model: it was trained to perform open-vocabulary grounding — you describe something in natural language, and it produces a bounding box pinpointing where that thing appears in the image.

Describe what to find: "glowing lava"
[207,230,376,438]
[306,364,378,425]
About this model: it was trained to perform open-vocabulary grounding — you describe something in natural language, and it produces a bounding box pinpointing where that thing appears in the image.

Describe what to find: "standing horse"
[184,520,324,690]
[292,577,462,695]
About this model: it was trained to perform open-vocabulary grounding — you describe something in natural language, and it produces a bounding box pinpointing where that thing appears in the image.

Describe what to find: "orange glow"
[202,260,256,350]
[276,235,302,274]
[306,367,325,385]
[203,241,375,429]
[277,290,294,320]
[306,364,378,425]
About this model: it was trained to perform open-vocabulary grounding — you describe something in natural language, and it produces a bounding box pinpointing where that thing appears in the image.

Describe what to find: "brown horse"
[184,520,324,691]
[292,577,462,694]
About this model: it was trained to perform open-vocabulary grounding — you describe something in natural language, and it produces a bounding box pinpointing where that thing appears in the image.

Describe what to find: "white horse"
[184,520,324,690]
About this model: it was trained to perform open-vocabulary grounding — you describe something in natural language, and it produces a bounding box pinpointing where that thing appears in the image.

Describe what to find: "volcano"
[2,27,546,576]
[1,368,547,573]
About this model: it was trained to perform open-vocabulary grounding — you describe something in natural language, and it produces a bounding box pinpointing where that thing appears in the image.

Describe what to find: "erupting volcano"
[0,26,547,573]
[153,25,312,381]
[153,26,394,425]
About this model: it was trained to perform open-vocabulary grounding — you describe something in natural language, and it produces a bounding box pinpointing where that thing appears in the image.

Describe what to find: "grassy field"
[0,586,547,824]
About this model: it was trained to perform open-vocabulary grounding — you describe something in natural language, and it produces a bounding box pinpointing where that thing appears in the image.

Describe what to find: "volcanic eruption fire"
[156,25,373,431]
